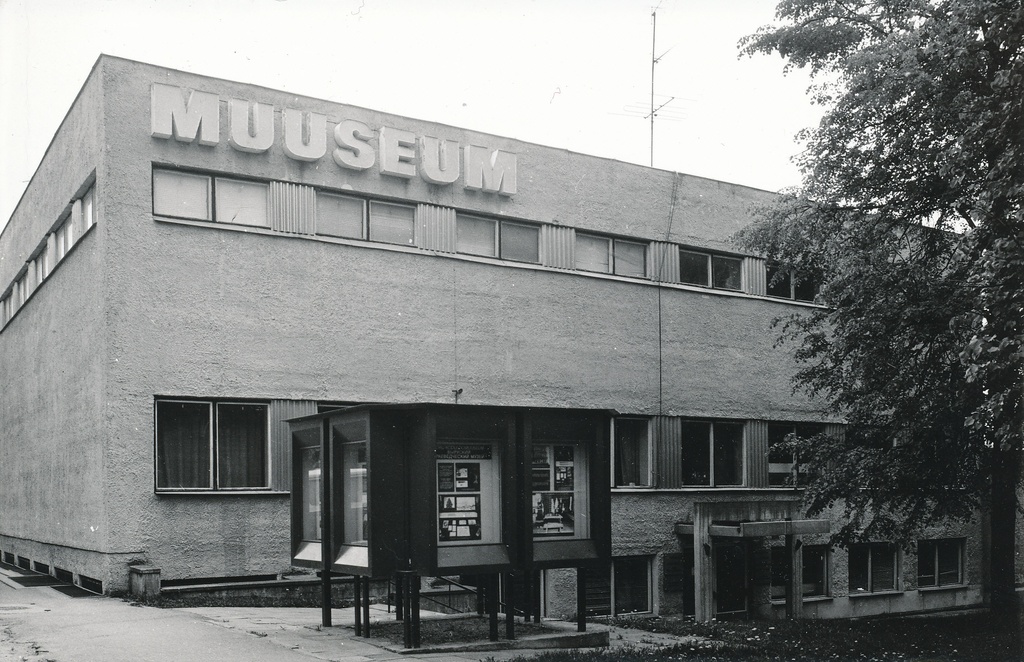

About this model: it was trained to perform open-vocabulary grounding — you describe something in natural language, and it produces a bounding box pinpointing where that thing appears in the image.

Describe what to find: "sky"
[0,0,822,231]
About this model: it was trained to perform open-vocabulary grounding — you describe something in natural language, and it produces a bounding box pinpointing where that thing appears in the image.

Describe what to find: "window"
[849,542,897,594]
[531,444,578,536]
[82,186,95,231]
[613,418,650,487]
[368,201,415,246]
[680,421,743,486]
[575,233,611,273]
[155,399,269,491]
[679,249,742,291]
[767,423,823,487]
[153,170,211,220]
[679,250,710,286]
[299,445,321,542]
[456,214,497,256]
[500,221,540,263]
[613,239,646,277]
[584,557,651,616]
[918,538,963,587]
[338,424,368,544]
[316,192,364,239]
[771,544,829,599]
[767,262,819,302]
[215,178,269,227]
[711,255,742,290]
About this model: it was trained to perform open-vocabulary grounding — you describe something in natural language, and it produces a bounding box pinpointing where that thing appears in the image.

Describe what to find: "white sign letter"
[379,126,417,179]
[333,119,376,170]
[463,146,517,196]
[228,99,275,153]
[151,83,219,145]
[418,136,460,185]
[282,109,327,162]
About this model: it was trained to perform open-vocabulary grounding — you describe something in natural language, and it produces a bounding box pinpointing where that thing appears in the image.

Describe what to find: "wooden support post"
[362,576,371,636]
[353,575,363,636]
[786,534,804,619]
[576,567,587,632]
[505,572,516,640]
[488,573,499,641]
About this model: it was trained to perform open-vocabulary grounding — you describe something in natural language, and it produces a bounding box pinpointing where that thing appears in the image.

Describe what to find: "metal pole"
[320,420,332,628]
[362,576,371,636]
[353,575,362,636]
[488,573,499,641]
[576,567,587,632]
[401,573,413,648]
[505,572,516,640]
[650,8,657,167]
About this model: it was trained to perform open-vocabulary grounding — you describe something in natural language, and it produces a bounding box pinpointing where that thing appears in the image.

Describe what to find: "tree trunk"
[989,441,1021,655]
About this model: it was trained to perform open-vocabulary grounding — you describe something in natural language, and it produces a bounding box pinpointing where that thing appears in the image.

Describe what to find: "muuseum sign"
[150,83,518,196]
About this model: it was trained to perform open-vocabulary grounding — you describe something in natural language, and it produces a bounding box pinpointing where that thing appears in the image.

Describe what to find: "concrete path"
[0,567,691,662]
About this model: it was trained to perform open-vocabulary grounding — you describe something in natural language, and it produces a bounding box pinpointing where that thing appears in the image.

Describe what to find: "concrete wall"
[0,60,116,586]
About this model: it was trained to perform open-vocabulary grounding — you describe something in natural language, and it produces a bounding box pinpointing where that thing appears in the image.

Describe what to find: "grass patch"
[364,615,554,647]
[494,611,1020,662]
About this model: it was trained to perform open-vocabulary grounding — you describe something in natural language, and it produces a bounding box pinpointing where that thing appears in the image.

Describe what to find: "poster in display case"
[437,445,491,542]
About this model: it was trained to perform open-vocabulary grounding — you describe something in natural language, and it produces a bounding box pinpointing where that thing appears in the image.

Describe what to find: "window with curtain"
[849,542,898,594]
[155,399,269,491]
[614,418,650,487]
[680,420,744,487]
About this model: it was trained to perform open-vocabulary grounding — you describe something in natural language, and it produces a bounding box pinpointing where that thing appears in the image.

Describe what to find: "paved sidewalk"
[0,568,690,662]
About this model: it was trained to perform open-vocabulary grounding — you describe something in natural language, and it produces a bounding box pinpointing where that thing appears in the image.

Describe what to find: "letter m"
[151,83,220,145]
[463,145,517,196]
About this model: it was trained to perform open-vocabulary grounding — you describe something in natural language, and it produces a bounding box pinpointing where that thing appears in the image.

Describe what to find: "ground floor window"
[155,398,269,491]
[848,542,897,594]
[917,538,964,587]
[770,544,829,599]
[584,557,652,616]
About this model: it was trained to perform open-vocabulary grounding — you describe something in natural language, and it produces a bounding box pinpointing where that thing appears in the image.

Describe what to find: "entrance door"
[714,542,747,617]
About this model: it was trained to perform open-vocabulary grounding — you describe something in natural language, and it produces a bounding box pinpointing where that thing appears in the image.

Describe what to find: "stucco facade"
[0,56,994,618]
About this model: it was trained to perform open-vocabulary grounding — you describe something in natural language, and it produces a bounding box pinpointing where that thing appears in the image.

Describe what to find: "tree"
[737,0,1023,619]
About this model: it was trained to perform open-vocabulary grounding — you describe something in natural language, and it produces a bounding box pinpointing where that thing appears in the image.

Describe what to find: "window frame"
[680,420,745,487]
[766,262,819,302]
[767,423,824,487]
[154,397,272,493]
[771,544,830,600]
[316,191,367,240]
[455,213,499,257]
[679,248,743,291]
[612,417,652,488]
[499,220,541,264]
[917,538,964,588]
[575,232,612,273]
[612,239,647,278]
[152,169,213,221]
[583,556,653,616]
[848,542,899,594]
[368,200,416,246]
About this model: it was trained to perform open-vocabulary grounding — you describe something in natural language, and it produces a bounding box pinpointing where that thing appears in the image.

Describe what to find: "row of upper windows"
[613,419,823,489]
[0,185,95,330]
[152,168,818,302]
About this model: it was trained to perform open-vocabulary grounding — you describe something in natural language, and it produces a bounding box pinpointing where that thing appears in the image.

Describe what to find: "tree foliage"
[736,0,1023,555]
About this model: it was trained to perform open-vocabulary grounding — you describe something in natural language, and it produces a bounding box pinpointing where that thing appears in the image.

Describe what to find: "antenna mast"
[650,7,657,167]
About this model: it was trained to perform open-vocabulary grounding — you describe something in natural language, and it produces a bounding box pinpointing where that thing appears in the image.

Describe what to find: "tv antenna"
[615,6,689,167]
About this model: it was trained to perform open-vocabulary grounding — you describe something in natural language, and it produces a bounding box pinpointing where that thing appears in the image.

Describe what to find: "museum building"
[0,56,988,621]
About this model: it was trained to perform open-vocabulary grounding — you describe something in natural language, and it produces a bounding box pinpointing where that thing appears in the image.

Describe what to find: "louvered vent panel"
[745,257,767,296]
[650,241,680,282]
[540,225,574,269]
[270,181,316,235]
[416,204,457,252]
